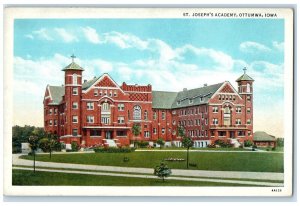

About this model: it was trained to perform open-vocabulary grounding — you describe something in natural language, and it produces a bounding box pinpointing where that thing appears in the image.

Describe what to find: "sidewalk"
[12,154,284,181]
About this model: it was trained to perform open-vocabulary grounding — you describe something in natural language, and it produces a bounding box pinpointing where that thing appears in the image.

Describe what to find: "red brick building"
[43,56,254,148]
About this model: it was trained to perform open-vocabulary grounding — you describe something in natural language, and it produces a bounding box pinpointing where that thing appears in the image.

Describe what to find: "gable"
[219,83,235,93]
[95,75,117,88]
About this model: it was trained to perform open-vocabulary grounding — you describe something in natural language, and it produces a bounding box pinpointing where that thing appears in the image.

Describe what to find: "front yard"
[20,150,284,173]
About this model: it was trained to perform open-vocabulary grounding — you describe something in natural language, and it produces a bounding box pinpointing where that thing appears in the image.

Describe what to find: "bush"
[244,140,253,147]
[94,147,135,153]
[207,143,216,148]
[123,157,130,162]
[136,141,149,148]
[214,139,233,148]
[71,141,79,152]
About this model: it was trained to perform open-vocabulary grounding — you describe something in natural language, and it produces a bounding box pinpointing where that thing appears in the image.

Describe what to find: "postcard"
[3,7,294,196]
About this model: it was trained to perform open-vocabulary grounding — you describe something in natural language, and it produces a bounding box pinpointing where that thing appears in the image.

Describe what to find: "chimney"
[203,83,207,87]
[84,79,87,83]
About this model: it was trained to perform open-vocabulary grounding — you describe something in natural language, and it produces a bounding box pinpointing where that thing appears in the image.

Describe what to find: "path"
[12,154,284,181]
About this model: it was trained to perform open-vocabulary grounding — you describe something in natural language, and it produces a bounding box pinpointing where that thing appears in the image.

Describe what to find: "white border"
[3,7,294,197]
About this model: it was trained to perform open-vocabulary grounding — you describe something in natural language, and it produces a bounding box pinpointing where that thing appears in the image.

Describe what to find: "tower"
[236,67,254,140]
[62,54,84,141]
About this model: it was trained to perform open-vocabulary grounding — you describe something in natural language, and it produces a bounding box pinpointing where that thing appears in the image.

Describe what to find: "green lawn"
[12,169,253,186]
[20,151,284,172]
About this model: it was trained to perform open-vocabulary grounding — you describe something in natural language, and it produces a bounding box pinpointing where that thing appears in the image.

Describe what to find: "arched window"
[101,103,111,124]
[72,74,77,85]
[133,105,141,120]
[223,106,231,126]
[246,83,251,93]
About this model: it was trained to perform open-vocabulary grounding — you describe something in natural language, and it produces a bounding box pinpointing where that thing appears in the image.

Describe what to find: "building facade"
[43,57,254,148]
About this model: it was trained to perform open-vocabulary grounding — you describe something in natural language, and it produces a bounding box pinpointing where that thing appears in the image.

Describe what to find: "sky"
[13,18,285,137]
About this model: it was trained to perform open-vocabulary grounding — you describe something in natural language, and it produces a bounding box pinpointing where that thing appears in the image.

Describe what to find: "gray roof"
[152,82,223,109]
[82,77,100,90]
[152,91,178,109]
[62,62,84,71]
[48,86,64,105]
[171,83,224,109]
[254,131,276,141]
[236,73,254,82]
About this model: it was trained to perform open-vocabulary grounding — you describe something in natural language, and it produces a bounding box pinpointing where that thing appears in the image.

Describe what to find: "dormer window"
[177,101,181,105]
[94,89,98,96]
[189,99,193,104]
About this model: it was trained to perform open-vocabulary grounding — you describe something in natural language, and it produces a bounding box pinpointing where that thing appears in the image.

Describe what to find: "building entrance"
[105,131,113,139]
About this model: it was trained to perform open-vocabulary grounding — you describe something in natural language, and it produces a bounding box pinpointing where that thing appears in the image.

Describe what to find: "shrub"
[71,141,79,152]
[214,139,233,148]
[244,140,253,147]
[207,143,216,148]
[94,147,135,153]
[136,141,149,148]
[123,157,130,162]
[154,162,172,182]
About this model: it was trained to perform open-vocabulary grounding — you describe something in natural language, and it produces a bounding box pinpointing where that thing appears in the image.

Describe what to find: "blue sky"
[13,18,285,137]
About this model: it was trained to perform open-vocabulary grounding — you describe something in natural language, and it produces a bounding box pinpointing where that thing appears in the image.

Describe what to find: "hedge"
[94,147,135,153]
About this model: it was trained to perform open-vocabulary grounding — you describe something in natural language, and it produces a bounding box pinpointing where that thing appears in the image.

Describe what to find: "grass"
[13,165,284,183]
[21,150,284,172]
[137,147,247,151]
[12,169,255,186]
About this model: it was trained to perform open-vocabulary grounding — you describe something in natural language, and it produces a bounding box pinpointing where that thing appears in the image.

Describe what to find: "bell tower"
[62,54,84,140]
[236,67,254,140]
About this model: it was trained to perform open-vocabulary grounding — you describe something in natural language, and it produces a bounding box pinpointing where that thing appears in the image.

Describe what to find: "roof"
[82,77,100,90]
[152,91,178,109]
[62,62,84,71]
[171,83,224,109]
[236,73,254,82]
[253,131,276,142]
[48,86,65,105]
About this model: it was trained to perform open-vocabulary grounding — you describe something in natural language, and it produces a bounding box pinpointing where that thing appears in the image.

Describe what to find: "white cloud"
[102,32,148,50]
[54,28,78,43]
[81,26,101,44]
[272,41,284,51]
[239,41,272,53]
[25,34,34,39]
[32,28,53,41]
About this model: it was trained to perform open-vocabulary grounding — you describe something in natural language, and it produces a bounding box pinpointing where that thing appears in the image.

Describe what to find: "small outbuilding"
[253,131,277,148]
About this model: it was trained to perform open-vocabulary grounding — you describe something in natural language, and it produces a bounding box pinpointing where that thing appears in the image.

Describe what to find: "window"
[247,95,251,101]
[102,103,110,111]
[118,104,125,111]
[109,90,112,97]
[87,116,94,123]
[212,118,218,125]
[104,90,107,96]
[172,110,176,115]
[189,99,193,104]
[205,118,208,125]
[72,88,78,95]
[49,120,53,126]
[162,112,166,120]
[144,131,150,138]
[101,116,110,124]
[49,109,53,115]
[153,128,157,134]
[172,130,176,135]
[177,101,181,105]
[144,110,148,120]
[91,129,101,136]
[99,90,102,96]
[118,116,125,124]
[247,119,251,125]
[236,107,242,113]
[247,83,251,93]
[173,120,176,125]
[248,131,251,136]
[72,102,78,109]
[200,97,203,102]
[54,109,58,114]
[94,89,98,96]
[117,131,126,137]
[162,128,165,134]
[213,106,218,113]
[72,129,78,136]
[114,91,117,97]
[72,116,78,123]
[224,107,231,126]
[236,119,241,125]
[153,112,157,120]
[87,102,94,110]
[238,131,245,136]
[219,95,221,100]
[233,96,236,101]
[133,105,141,120]
[247,108,251,114]
[72,74,77,85]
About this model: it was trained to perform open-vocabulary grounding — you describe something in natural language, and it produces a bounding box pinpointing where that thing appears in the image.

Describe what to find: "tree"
[277,138,284,147]
[154,162,172,182]
[178,126,185,137]
[181,136,194,169]
[28,135,39,173]
[132,124,141,136]
[156,138,165,150]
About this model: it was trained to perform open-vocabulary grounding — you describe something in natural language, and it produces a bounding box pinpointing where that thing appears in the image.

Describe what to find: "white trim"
[81,98,152,104]
[125,91,152,94]
[239,93,253,95]
[46,85,53,101]
[83,126,131,129]
[84,74,126,95]
[65,84,82,87]
[67,74,82,77]
[44,96,51,100]
[60,135,82,138]
[210,81,243,100]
